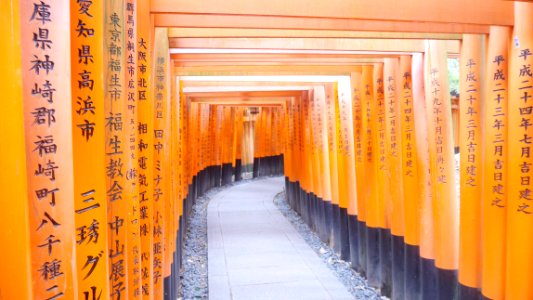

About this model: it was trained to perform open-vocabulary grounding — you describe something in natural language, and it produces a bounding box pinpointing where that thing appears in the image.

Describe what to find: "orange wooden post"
[70,0,111,297]
[384,57,405,299]
[481,25,510,300]
[234,107,244,181]
[170,77,181,299]
[458,34,484,297]
[124,0,142,298]
[506,3,533,299]
[325,84,341,253]
[137,0,154,297]
[104,1,128,299]
[284,99,294,203]
[373,62,392,294]
[0,1,33,298]
[153,27,171,299]
[425,40,459,298]
[315,86,333,243]
[412,52,436,299]
[372,63,388,232]
[399,55,422,299]
[309,89,322,232]
[359,66,375,278]
[351,70,367,273]
[338,79,359,266]
[303,94,315,226]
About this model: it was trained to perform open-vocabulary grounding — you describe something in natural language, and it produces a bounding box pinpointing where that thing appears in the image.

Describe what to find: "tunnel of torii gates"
[2,0,533,300]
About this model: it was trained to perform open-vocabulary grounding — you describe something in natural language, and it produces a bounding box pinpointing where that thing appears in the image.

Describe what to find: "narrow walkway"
[208,177,354,300]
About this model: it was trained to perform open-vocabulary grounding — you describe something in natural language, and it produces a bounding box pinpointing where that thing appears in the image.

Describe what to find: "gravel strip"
[178,188,210,300]
[273,191,386,300]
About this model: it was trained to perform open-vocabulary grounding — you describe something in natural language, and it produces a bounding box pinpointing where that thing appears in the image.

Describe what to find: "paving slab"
[208,177,354,300]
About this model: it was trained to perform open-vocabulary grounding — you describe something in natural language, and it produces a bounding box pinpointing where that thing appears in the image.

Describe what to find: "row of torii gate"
[1,0,533,300]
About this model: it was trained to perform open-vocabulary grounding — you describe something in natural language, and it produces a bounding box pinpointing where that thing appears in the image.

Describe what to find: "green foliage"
[448,58,460,97]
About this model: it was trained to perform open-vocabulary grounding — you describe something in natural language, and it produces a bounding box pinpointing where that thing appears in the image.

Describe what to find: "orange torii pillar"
[124,0,142,298]
[507,3,533,299]
[170,77,182,300]
[362,65,382,288]
[412,52,436,300]
[284,97,297,210]
[284,99,295,208]
[234,107,244,181]
[458,34,484,299]
[70,0,111,298]
[310,91,320,232]
[308,91,320,233]
[153,27,172,300]
[351,69,367,274]
[373,63,390,291]
[20,1,77,299]
[325,84,341,252]
[337,79,359,267]
[334,84,351,261]
[425,40,459,299]
[137,0,155,296]
[301,92,316,228]
[481,26,510,300]
[252,107,262,178]
[0,1,33,298]
[384,57,405,300]
[400,55,422,300]
[104,1,128,299]
[314,87,334,244]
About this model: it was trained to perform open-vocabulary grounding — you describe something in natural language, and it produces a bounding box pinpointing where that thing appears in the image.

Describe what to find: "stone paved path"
[208,177,354,300]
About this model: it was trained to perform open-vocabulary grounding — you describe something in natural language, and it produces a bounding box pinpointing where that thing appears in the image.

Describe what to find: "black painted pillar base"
[357,220,367,275]
[458,284,482,300]
[331,204,342,255]
[253,157,259,178]
[366,226,381,289]
[421,257,438,300]
[438,268,458,300]
[235,159,242,181]
[348,214,359,271]
[339,207,350,261]
[391,234,405,300]
[404,243,421,300]
[379,228,392,298]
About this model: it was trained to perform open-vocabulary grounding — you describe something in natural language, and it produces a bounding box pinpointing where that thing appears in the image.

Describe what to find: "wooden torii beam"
[174,65,367,76]
[168,28,463,40]
[155,14,491,34]
[169,38,460,53]
[151,0,512,27]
